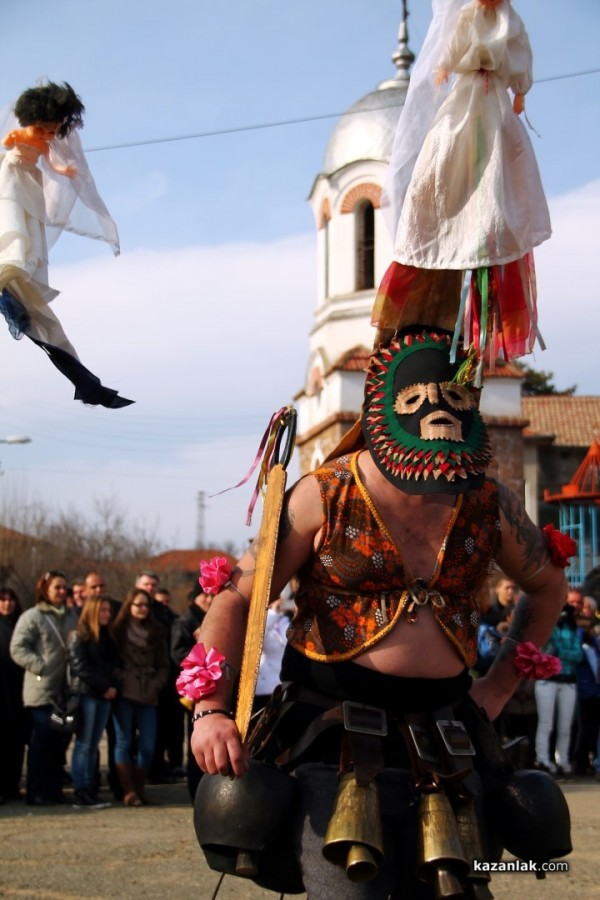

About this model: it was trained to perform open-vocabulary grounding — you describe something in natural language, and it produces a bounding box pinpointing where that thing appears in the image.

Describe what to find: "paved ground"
[0,778,598,899]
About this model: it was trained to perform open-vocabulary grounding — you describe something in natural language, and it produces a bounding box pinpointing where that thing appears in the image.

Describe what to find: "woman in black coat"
[67,595,120,807]
[0,587,26,801]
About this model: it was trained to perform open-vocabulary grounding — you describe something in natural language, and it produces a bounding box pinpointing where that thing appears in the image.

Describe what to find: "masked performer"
[0,82,132,408]
[377,0,550,368]
[188,329,571,898]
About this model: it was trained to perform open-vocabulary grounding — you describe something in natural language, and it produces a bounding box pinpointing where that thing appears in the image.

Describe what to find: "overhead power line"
[85,68,600,154]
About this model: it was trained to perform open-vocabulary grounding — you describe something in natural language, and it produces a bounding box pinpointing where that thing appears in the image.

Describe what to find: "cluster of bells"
[322,773,490,900]
[194,760,571,897]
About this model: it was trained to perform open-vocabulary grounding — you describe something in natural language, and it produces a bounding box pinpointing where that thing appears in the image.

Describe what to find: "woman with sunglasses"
[111,588,169,806]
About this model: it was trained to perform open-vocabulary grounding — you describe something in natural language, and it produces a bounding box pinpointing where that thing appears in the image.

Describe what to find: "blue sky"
[0,1,599,556]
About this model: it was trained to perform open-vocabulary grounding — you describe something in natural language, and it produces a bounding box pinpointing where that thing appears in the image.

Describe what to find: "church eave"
[296,411,360,447]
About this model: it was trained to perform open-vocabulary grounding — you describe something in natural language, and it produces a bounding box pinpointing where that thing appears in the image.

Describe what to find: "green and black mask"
[362,329,492,494]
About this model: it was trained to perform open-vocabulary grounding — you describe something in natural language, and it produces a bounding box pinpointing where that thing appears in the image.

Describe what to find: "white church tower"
[295,7,528,504]
[295,11,414,474]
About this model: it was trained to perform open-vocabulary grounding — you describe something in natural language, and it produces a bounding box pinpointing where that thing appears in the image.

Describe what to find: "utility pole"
[196,490,206,549]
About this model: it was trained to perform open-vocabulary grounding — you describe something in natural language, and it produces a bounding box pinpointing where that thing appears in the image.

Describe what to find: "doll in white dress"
[0,82,131,408]
[377,0,550,366]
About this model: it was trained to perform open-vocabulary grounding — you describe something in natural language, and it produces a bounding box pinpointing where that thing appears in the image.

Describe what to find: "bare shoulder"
[281,474,322,540]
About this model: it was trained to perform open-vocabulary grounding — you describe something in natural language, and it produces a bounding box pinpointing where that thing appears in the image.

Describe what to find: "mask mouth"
[419,411,463,441]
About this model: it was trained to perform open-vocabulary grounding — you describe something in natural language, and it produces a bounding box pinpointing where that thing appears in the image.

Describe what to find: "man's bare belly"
[354,606,464,679]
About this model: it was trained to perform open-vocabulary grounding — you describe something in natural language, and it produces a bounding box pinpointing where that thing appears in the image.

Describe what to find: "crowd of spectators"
[0,569,293,808]
[2,565,599,809]
[475,575,600,778]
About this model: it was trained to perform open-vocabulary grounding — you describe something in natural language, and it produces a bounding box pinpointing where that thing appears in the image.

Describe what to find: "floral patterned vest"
[287,453,501,667]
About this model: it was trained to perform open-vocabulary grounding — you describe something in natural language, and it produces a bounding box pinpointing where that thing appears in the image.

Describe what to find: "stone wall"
[485,419,527,500]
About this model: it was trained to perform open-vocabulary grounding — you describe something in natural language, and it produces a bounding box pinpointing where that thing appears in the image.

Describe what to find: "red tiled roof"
[483,360,525,379]
[303,348,524,384]
[149,548,237,575]
[0,524,35,543]
[522,396,600,447]
[326,346,371,375]
[293,346,370,401]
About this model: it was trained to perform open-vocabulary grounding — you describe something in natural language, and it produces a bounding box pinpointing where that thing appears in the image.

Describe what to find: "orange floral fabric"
[287,454,501,666]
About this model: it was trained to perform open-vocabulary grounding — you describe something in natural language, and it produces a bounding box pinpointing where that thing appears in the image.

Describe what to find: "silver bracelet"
[227,580,250,603]
[191,708,234,723]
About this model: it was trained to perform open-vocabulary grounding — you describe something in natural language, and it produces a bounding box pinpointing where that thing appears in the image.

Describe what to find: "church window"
[355,200,375,290]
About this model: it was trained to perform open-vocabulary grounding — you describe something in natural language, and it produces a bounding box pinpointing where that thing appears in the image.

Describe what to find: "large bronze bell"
[417,792,469,899]
[194,760,304,895]
[454,798,493,900]
[322,772,385,883]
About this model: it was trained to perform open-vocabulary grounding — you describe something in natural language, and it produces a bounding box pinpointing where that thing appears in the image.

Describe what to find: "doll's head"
[14,82,84,139]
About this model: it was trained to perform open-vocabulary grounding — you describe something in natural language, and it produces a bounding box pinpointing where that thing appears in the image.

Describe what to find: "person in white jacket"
[253,599,291,712]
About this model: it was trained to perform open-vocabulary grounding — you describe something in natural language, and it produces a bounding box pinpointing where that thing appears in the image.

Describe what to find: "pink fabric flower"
[176,643,225,701]
[543,524,577,569]
[513,641,562,680]
[199,556,233,595]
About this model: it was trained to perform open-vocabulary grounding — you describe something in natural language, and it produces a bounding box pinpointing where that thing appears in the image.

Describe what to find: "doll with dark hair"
[0,81,132,408]
[13,81,84,139]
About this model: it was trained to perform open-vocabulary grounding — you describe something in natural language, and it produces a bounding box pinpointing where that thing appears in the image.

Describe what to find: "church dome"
[322,17,414,176]
[323,81,408,176]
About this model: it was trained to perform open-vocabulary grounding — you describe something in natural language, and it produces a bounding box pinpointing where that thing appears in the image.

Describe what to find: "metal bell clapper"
[322,772,385,883]
[454,798,494,900]
[417,791,469,899]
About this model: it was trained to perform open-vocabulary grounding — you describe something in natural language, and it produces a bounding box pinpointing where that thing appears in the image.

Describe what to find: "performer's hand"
[434,68,449,86]
[513,93,524,115]
[191,714,249,777]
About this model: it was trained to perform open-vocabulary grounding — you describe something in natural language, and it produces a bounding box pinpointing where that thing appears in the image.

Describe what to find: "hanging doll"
[0,81,132,408]
[376,0,550,372]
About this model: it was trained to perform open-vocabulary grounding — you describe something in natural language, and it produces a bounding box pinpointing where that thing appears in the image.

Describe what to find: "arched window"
[355,200,375,290]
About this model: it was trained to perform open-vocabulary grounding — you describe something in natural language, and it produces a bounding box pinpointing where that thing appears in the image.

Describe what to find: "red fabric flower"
[199,556,233,595]
[543,524,577,569]
[513,641,562,680]
[176,643,225,701]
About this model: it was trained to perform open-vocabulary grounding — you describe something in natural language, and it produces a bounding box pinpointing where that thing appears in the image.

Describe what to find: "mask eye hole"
[440,382,475,411]
[394,383,428,415]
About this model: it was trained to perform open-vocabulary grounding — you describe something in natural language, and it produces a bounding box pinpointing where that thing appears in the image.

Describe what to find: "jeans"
[534,680,577,771]
[112,697,157,769]
[70,695,111,792]
[27,705,66,801]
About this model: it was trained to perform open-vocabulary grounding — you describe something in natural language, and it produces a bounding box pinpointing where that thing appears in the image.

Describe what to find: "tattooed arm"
[469,481,568,720]
[191,474,322,776]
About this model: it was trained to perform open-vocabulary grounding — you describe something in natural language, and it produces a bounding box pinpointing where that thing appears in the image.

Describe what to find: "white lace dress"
[391,0,550,270]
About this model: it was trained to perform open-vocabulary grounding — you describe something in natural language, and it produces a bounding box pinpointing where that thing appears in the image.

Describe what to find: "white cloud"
[0,180,597,554]
[0,233,314,551]
[533,179,600,393]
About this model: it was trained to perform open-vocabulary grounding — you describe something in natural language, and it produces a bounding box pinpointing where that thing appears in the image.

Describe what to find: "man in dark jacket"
[148,587,184,783]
